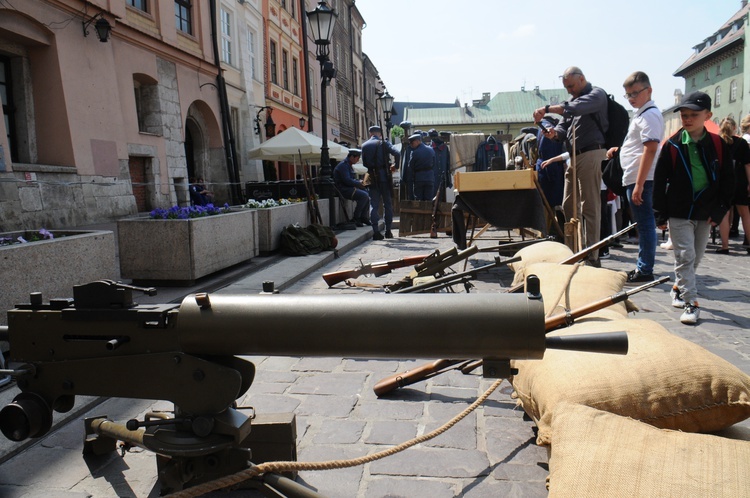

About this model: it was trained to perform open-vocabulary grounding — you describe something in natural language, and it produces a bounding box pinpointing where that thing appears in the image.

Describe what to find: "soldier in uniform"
[361,125,400,239]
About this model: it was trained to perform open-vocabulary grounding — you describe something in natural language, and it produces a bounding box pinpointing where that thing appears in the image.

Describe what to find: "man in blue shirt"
[361,126,400,239]
[333,149,370,227]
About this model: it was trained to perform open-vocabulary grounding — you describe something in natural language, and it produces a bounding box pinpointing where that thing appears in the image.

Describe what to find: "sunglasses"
[624,87,649,99]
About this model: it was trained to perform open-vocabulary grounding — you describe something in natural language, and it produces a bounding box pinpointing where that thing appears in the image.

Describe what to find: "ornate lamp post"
[379,91,395,141]
[306,1,337,179]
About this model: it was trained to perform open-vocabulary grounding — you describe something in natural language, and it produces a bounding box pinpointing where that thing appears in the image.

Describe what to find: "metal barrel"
[177,293,547,360]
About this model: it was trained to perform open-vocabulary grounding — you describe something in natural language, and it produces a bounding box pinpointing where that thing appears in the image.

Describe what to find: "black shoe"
[355,221,364,227]
[372,232,384,241]
[729,229,740,237]
[715,247,729,255]
[599,249,610,259]
[626,269,654,284]
[359,218,371,226]
[385,230,394,239]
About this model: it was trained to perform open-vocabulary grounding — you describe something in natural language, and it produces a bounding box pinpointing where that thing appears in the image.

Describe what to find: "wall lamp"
[299,117,307,129]
[82,13,112,42]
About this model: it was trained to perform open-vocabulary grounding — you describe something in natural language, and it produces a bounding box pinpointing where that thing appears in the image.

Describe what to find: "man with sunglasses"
[606,71,664,284]
[533,67,608,266]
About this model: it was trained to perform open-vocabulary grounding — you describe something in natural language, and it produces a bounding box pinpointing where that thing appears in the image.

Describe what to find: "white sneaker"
[680,302,700,325]
[670,287,685,308]
[660,240,673,250]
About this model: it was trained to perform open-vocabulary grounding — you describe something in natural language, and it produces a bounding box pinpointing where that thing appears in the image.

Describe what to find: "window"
[704,70,709,81]
[175,0,192,35]
[292,57,299,95]
[715,86,721,107]
[220,8,232,65]
[282,49,289,90]
[691,77,696,88]
[732,57,739,69]
[730,80,738,102]
[247,30,257,80]
[133,75,161,135]
[716,64,721,76]
[1,55,18,163]
[128,0,148,11]
[269,40,278,85]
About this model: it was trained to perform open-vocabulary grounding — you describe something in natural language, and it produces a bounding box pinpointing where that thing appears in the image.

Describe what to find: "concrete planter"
[0,230,116,325]
[117,209,258,284]
[253,199,330,253]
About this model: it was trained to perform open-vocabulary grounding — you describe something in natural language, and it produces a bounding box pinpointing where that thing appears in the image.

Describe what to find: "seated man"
[189,177,208,206]
[333,148,370,227]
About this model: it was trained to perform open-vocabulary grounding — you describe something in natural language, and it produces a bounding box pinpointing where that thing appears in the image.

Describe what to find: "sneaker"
[599,249,610,259]
[626,269,654,284]
[372,232,384,241]
[385,230,394,239]
[680,302,700,325]
[355,221,364,227]
[359,217,371,226]
[660,240,673,250]
[670,286,685,308]
[715,247,729,255]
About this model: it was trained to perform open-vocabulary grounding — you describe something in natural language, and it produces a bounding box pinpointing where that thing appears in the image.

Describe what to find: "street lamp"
[379,91,395,140]
[307,1,337,179]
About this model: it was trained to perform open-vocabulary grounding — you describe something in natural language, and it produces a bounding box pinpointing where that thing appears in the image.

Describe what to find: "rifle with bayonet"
[373,275,666,396]
[322,253,432,287]
[429,177,445,239]
[386,245,479,292]
[504,223,637,294]
[391,256,520,294]
[476,236,555,254]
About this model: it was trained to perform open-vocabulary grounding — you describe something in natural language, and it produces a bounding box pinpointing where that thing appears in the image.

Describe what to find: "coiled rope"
[168,378,503,497]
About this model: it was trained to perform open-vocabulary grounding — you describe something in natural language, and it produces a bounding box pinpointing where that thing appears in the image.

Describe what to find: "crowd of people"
[533,67,745,326]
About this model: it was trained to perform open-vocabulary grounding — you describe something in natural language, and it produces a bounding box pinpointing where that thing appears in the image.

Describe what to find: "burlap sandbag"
[548,403,750,498]
[511,318,750,445]
[507,241,574,276]
[518,262,628,320]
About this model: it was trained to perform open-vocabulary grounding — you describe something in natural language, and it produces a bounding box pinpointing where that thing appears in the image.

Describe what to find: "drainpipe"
[348,1,357,142]
[300,0,314,132]
[209,0,242,204]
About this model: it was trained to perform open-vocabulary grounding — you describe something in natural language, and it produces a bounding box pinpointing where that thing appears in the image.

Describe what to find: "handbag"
[601,151,626,196]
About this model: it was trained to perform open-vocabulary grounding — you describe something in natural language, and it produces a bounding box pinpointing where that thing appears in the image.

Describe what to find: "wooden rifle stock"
[375,275,668,394]
[373,359,464,396]
[322,254,431,287]
[505,223,638,293]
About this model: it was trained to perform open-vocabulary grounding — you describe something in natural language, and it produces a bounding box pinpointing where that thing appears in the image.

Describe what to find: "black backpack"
[594,92,630,149]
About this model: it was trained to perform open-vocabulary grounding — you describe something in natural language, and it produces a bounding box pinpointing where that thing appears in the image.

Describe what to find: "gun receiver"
[0,278,627,493]
[386,245,479,292]
[390,256,520,294]
[322,253,431,287]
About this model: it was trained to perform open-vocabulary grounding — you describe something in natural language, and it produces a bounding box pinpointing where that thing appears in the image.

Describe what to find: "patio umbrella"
[248,127,349,163]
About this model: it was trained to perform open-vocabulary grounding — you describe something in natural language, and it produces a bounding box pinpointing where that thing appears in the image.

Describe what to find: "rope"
[544,263,581,320]
[167,378,504,497]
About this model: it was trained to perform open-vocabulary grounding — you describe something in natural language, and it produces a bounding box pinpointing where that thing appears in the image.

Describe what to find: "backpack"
[594,92,630,149]
[280,224,324,256]
[306,223,338,251]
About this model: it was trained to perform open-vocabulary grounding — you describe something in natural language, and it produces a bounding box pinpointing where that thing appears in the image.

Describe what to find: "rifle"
[386,245,479,292]
[429,177,445,239]
[476,236,555,254]
[504,223,637,294]
[322,253,432,287]
[392,256,520,294]
[374,275,666,396]
[300,153,323,225]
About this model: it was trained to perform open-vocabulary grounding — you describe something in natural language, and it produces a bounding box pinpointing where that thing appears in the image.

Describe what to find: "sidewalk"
[0,224,747,497]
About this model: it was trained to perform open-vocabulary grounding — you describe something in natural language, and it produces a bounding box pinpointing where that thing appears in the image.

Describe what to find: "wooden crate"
[399,200,454,236]
[454,169,536,192]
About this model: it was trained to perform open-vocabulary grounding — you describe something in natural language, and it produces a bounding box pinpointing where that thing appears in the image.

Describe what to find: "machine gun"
[390,256,520,294]
[0,279,626,496]
[386,245,479,292]
[322,253,431,287]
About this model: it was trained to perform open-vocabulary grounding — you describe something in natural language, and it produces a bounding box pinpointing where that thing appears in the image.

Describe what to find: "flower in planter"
[242,198,302,209]
[0,228,56,246]
[149,203,231,220]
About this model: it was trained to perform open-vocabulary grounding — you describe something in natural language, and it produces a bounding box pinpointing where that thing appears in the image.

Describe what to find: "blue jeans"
[369,184,393,232]
[626,181,657,275]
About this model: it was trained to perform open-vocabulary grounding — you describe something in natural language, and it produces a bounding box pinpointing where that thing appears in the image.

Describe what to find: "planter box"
[254,199,330,253]
[117,209,258,284]
[0,230,116,326]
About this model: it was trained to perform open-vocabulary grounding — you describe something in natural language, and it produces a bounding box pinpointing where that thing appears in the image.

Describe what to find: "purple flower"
[39,228,54,240]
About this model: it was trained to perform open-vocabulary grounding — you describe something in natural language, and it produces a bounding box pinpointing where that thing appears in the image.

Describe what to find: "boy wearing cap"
[333,149,370,227]
[653,91,735,325]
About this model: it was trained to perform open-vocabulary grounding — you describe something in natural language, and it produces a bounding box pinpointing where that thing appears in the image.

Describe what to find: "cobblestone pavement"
[0,226,747,497]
